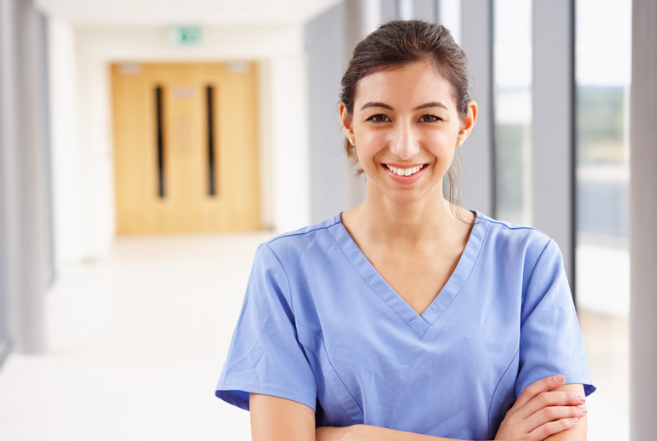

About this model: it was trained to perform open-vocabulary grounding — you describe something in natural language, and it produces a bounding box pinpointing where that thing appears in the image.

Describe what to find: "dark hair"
[340,20,472,211]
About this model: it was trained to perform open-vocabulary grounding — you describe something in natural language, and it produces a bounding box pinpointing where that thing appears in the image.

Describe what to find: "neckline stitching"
[327,223,428,337]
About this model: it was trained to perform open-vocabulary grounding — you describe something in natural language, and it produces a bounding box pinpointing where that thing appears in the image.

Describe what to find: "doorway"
[111,62,261,234]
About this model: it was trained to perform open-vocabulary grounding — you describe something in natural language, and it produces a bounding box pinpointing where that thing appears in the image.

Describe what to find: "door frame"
[49,24,312,262]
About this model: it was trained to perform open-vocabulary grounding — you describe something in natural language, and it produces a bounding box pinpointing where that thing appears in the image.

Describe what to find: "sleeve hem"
[216,382,317,412]
[517,376,597,398]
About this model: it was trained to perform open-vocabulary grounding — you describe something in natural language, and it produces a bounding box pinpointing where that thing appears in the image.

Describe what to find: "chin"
[382,189,437,207]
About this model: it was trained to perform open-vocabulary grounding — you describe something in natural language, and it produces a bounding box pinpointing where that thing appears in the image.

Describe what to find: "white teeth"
[386,164,424,176]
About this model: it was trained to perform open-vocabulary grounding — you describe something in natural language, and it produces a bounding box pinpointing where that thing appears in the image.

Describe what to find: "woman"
[216,20,594,441]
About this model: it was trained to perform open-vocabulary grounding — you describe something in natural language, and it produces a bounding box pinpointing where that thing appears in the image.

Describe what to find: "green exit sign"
[170,27,202,46]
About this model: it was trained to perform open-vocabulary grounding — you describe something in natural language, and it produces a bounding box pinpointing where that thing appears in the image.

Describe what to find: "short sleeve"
[215,244,317,411]
[516,239,596,397]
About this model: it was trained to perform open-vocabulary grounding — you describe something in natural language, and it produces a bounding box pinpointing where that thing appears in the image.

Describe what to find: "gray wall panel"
[0,0,48,354]
[0,0,14,363]
[38,12,56,287]
[413,0,437,21]
[381,0,397,21]
[630,0,657,438]
[532,0,575,285]
[305,4,350,222]
[459,0,494,216]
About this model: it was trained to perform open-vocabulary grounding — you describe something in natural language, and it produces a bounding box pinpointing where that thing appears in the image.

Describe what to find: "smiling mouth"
[384,164,426,177]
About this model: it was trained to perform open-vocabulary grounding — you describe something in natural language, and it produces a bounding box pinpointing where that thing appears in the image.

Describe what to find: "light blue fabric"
[215,212,595,440]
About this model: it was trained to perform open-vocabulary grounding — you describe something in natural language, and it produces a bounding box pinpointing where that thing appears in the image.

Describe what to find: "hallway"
[0,233,627,440]
[0,233,272,440]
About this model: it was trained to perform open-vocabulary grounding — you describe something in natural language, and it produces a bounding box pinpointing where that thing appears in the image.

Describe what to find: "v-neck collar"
[329,211,490,339]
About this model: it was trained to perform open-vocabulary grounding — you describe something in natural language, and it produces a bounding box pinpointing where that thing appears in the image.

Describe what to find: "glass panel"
[575,0,631,439]
[155,86,165,198]
[206,85,217,197]
[493,0,532,224]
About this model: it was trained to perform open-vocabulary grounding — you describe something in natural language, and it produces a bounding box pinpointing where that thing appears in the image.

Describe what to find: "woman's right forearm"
[250,393,317,441]
[250,394,467,441]
[318,424,550,441]
[318,424,469,441]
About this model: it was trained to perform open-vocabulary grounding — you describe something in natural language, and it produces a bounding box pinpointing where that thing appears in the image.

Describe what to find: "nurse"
[216,20,594,441]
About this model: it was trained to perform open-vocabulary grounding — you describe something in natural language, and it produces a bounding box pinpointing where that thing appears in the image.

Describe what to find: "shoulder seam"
[262,244,295,314]
[520,238,554,323]
[266,222,340,245]
[478,216,550,236]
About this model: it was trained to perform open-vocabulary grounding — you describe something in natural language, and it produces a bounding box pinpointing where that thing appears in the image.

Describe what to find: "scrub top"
[215,212,595,440]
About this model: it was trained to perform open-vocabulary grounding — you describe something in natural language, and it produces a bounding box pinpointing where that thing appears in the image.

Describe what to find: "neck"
[348,189,467,249]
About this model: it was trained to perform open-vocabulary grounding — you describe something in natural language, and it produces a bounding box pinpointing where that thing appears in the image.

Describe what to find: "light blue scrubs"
[215,212,595,440]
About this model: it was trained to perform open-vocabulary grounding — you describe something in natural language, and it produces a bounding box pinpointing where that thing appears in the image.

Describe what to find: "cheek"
[354,127,384,143]
[437,123,462,145]
[354,132,385,158]
[424,130,455,151]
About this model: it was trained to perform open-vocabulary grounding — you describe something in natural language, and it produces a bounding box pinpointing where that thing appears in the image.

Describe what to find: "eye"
[419,114,442,123]
[367,114,390,123]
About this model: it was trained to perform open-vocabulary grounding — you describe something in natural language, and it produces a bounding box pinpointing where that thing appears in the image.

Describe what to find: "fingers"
[525,402,588,429]
[517,389,587,420]
[528,416,582,441]
[496,381,587,441]
[511,375,566,411]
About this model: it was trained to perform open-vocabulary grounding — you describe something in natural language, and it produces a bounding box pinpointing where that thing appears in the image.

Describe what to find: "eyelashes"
[365,114,444,123]
[419,115,442,123]
[366,114,391,123]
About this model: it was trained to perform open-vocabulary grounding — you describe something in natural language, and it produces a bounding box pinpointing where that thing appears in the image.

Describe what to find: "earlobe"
[338,102,354,141]
[458,100,478,145]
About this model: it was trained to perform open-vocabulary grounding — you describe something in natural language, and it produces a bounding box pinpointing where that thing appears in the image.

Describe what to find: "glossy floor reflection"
[0,233,628,440]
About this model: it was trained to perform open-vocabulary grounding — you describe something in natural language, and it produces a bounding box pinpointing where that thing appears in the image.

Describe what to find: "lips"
[385,164,425,176]
[380,163,428,184]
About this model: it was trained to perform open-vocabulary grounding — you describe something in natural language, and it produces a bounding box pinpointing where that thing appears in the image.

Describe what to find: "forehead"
[354,60,457,109]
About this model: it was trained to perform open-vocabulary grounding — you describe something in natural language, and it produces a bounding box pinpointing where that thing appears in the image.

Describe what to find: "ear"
[457,100,478,146]
[338,102,354,142]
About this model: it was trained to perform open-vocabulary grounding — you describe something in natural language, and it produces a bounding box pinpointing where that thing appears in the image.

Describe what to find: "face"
[340,60,477,206]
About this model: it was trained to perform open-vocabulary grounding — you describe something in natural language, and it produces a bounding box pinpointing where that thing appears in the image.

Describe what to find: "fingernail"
[577,394,587,403]
[580,407,588,414]
[570,418,579,423]
[554,375,565,383]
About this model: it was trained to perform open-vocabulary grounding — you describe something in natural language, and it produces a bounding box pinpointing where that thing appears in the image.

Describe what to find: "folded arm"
[250,376,587,441]
[250,393,460,441]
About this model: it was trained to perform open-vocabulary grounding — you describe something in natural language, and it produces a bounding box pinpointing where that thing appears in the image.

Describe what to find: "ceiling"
[35,0,343,26]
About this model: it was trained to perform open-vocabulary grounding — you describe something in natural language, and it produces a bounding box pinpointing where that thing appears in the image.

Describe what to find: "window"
[493,0,532,225]
[575,0,631,439]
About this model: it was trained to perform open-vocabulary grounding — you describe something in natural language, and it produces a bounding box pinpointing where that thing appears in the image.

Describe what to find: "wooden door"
[111,62,261,234]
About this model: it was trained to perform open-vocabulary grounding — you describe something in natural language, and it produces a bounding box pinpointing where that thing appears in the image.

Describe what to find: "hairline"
[346,57,465,118]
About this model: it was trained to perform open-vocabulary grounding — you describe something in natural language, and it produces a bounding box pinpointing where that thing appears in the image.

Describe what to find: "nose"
[389,122,420,160]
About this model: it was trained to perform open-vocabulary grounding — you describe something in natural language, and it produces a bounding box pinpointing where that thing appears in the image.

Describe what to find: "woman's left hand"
[494,376,587,440]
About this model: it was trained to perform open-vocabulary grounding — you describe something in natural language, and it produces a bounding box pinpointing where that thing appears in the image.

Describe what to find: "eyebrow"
[415,101,449,111]
[360,101,449,111]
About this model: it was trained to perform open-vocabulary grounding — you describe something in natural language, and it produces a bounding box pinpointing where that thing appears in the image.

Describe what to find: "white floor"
[0,233,628,440]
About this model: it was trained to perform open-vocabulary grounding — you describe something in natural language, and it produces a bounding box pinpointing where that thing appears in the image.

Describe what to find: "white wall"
[268,53,310,230]
[48,22,311,264]
[48,16,82,266]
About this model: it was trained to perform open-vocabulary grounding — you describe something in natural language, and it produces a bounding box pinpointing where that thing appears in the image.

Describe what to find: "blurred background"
[0,0,642,439]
